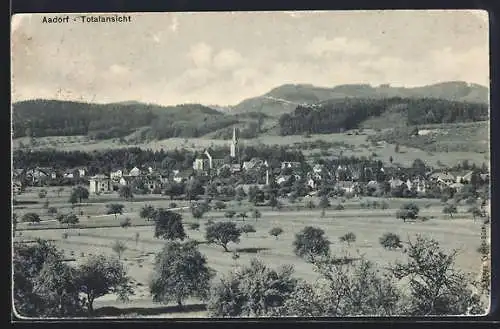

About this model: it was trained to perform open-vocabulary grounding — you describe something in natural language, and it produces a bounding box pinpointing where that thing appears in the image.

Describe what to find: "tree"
[73,186,89,203]
[391,235,485,315]
[379,232,403,250]
[140,205,156,221]
[76,254,133,314]
[269,227,283,240]
[205,183,219,198]
[135,232,140,245]
[305,199,316,209]
[191,202,207,219]
[47,206,58,217]
[252,209,262,222]
[106,203,125,220]
[293,226,330,262]
[396,202,420,222]
[240,224,256,236]
[389,156,394,164]
[282,258,401,316]
[13,213,18,234]
[237,212,248,221]
[248,186,258,205]
[120,217,132,228]
[468,206,483,222]
[268,194,278,210]
[57,187,64,197]
[153,208,186,241]
[22,212,40,224]
[205,221,241,252]
[57,213,79,226]
[38,190,47,199]
[150,241,215,308]
[69,193,78,209]
[13,239,79,317]
[339,232,356,246]
[319,195,330,217]
[32,257,83,316]
[214,200,227,211]
[189,223,200,230]
[118,185,134,200]
[207,258,297,317]
[224,210,236,219]
[111,240,127,259]
[443,204,458,218]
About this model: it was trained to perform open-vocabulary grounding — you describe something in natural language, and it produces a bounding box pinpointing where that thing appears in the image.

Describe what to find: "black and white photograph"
[11,10,491,319]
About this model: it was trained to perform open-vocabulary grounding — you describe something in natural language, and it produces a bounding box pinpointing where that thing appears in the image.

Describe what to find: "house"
[173,171,192,184]
[276,175,291,185]
[389,178,405,189]
[336,181,359,194]
[281,161,301,170]
[193,150,225,172]
[110,169,124,181]
[119,177,130,186]
[12,169,24,179]
[429,172,455,186]
[12,179,22,195]
[230,163,242,173]
[312,164,324,174]
[454,170,474,184]
[243,158,267,171]
[89,174,111,194]
[63,170,74,179]
[129,166,142,177]
[307,177,321,190]
[449,182,465,193]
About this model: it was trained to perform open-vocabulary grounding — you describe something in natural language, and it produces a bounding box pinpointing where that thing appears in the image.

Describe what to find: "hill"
[278,97,488,136]
[12,100,235,140]
[230,81,488,116]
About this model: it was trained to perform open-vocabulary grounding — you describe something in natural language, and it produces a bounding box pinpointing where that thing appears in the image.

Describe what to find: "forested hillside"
[231,81,488,116]
[278,97,488,136]
[12,100,235,140]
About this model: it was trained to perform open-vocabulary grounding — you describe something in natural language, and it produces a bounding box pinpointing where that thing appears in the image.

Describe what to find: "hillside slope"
[230,81,488,116]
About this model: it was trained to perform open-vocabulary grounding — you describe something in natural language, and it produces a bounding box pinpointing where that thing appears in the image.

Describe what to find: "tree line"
[278,97,488,136]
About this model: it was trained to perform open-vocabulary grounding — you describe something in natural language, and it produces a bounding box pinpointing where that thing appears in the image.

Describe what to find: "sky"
[11,10,489,106]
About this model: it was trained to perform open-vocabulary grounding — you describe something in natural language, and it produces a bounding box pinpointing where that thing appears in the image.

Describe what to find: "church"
[192,127,240,173]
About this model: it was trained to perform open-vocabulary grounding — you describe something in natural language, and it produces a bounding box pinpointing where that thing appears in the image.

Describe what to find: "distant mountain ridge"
[12,80,488,140]
[230,81,489,116]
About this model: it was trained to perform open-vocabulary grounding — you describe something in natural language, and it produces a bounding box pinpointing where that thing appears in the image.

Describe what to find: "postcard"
[11,10,490,319]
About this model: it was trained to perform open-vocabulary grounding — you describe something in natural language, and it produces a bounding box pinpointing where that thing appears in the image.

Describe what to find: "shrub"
[189,223,200,231]
[61,232,69,239]
[240,224,256,236]
[169,202,178,209]
[379,233,403,250]
[333,204,345,211]
[120,217,132,228]
[269,227,283,239]
[339,232,356,246]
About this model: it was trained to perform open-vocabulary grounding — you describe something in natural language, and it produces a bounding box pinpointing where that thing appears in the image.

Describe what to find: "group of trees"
[13,240,133,316]
[278,97,487,136]
[206,234,486,317]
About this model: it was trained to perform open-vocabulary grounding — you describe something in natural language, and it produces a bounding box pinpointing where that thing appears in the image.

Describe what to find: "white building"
[89,174,111,194]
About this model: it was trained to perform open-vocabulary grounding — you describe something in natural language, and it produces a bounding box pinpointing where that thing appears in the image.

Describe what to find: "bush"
[379,232,403,250]
[240,224,256,236]
[120,217,132,228]
[333,204,345,211]
[169,202,178,209]
[269,227,283,239]
[339,232,356,246]
[189,223,200,231]
[61,232,69,239]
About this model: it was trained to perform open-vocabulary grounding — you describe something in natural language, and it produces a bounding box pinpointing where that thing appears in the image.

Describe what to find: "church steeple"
[230,127,238,158]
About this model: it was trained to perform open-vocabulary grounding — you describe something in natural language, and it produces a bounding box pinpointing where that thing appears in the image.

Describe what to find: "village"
[12,128,490,208]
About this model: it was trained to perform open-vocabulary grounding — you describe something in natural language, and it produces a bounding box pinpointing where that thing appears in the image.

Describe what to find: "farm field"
[13,186,489,318]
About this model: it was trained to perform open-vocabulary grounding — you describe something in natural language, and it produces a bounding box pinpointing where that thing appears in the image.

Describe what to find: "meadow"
[13,186,488,317]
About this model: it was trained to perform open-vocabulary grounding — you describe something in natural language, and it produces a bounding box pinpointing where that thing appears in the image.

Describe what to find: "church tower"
[230,127,238,159]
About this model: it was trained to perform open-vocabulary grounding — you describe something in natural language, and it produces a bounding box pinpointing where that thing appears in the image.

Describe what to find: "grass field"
[13,186,489,318]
